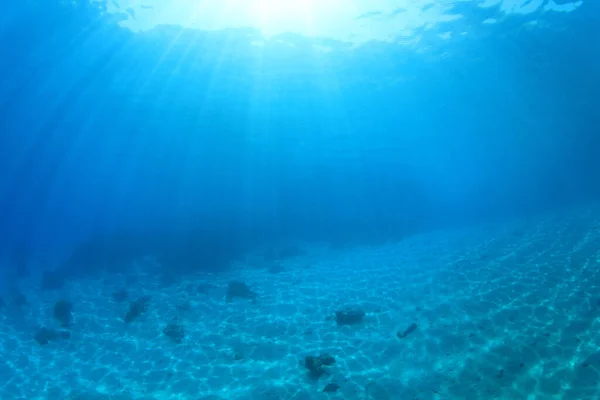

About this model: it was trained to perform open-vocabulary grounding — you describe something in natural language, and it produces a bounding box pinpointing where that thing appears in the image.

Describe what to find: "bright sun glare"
[101,0,585,44]
[105,0,405,43]
[244,0,318,36]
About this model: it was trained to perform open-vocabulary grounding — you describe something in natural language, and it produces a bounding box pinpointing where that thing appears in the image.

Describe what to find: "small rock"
[397,322,418,339]
[304,354,336,379]
[323,383,340,393]
[124,296,151,323]
[226,281,257,302]
[335,307,365,326]
[163,320,185,344]
[53,300,73,327]
[34,327,70,346]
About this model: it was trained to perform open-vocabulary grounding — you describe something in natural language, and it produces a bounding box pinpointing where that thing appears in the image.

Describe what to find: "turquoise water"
[0,1,599,399]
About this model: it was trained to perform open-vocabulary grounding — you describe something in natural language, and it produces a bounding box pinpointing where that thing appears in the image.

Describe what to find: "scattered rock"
[335,307,366,326]
[323,383,340,393]
[163,320,185,344]
[304,354,336,379]
[397,323,418,339]
[34,327,70,345]
[53,300,73,327]
[111,289,128,302]
[124,296,151,323]
[226,281,257,302]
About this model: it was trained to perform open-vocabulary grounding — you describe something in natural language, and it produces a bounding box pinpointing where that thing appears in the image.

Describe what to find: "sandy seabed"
[2,204,600,400]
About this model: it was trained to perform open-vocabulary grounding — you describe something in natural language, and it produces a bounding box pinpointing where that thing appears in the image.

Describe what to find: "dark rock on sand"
[34,327,70,345]
[226,281,257,302]
[397,322,418,339]
[53,300,73,327]
[163,319,185,343]
[323,383,340,393]
[304,354,336,379]
[124,295,151,323]
[335,307,366,326]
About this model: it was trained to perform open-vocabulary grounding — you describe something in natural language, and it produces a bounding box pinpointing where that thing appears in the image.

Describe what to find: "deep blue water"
[0,0,597,280]
[0,1,599,399]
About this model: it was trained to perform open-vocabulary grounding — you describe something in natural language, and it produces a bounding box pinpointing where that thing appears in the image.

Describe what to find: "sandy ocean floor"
[2,204,600,400]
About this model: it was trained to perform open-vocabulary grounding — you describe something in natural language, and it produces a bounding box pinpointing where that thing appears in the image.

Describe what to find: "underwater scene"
[1,0,599,399]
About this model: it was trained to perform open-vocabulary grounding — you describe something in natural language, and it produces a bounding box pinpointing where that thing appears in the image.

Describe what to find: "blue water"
[0,1,599,399]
